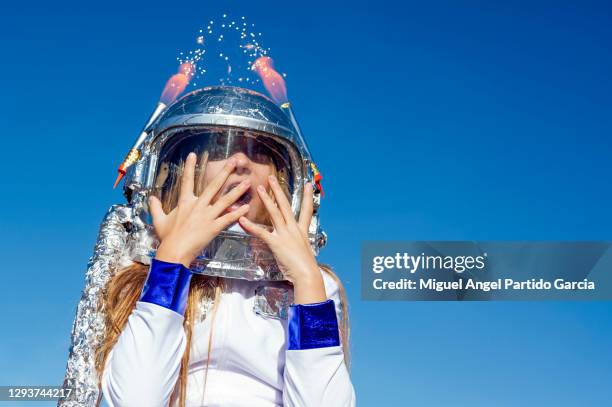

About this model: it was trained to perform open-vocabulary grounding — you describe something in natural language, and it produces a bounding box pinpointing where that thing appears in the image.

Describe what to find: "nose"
[231,152,251,175]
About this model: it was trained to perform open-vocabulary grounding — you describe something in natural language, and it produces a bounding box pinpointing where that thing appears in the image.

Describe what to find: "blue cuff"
[140,258,193,316]
[287,299,340,350]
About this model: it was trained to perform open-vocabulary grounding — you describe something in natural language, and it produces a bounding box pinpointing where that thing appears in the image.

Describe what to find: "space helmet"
[120,86,326,281]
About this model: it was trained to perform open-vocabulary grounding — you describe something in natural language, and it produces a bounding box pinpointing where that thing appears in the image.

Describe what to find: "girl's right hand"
[148,152,251,267]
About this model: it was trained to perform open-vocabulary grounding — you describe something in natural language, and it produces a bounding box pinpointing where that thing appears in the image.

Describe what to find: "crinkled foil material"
[58,204,133,406]
[190,224,286,280]
[253,284,294,320]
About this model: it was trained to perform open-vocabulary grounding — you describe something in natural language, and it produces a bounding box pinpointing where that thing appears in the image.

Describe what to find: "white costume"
[101,260,356,407]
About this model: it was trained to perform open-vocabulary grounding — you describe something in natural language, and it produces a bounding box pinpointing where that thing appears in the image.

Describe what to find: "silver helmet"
[121,86,326,281]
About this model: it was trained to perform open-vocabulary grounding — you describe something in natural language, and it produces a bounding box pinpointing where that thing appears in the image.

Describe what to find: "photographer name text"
[372,277,596,291]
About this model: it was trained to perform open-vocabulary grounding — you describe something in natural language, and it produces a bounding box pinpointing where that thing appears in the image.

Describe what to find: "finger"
[257,184,285,228]
[215,204,250,230]
[298,182,314,233]
[239,215,273,243]
[199,158,237,204]
[179,152,197,203]
[210,179,251,216]
[148,195,167,231]
[268,175,294,224]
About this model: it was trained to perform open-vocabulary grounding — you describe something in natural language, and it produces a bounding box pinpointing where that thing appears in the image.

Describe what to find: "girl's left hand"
[239,175,327,304]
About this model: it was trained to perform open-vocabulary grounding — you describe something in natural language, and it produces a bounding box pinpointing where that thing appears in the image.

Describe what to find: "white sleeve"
[282,272,357,407]
[100,258,193,407]
[100,301,186,407]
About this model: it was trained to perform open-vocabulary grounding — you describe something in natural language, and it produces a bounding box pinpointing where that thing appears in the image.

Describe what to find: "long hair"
[94,150,351,407]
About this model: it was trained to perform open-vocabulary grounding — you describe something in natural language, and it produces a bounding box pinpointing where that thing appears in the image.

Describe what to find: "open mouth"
[224,182,253,208]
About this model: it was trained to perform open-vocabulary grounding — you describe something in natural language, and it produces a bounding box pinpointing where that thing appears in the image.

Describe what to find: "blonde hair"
[94,150,351,407]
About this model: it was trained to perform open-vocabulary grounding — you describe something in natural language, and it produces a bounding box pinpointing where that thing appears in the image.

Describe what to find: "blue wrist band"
[287,299,340,350]
[140,258,193,316]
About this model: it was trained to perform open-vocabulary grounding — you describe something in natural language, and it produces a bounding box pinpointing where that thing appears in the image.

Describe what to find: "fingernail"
[188,152,196,159]
[268,175,276,183]
[242,179,251,187]
[257,185,265,193]
[228,158,237,166]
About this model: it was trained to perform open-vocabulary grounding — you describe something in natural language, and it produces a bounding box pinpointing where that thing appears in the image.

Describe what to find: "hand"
[239,175,326,304]
[148,152,251,267]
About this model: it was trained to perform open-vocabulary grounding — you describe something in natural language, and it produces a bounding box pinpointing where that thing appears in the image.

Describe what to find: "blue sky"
[1,1,611,405]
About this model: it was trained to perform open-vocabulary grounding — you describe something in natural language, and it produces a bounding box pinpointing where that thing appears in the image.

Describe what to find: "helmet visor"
[152,126,295,222]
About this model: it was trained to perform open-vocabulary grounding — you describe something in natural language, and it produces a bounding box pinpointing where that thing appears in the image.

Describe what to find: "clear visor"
[149,126,296,279]
[152,127,294,219]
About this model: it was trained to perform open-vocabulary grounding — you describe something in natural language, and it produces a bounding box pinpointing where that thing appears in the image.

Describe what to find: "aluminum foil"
[190,223,285,280]
[253,284,294,320]
[58,204,133,406]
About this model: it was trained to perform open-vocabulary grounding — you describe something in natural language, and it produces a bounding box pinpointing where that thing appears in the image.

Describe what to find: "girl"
[88,87,356,407]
